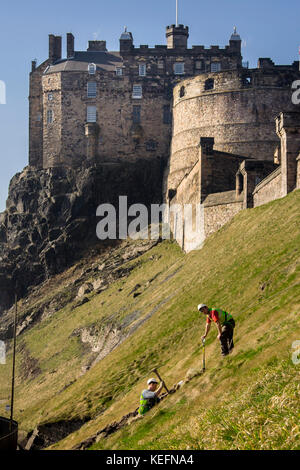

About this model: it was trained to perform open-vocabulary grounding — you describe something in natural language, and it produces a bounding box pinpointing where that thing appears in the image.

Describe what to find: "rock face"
[0,159,164,314]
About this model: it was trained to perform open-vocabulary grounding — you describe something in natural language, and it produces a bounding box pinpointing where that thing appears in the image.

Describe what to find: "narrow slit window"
[139,64,146,76]
[133,105,141,124]
[116,67,123,76]
[47,109,53,124]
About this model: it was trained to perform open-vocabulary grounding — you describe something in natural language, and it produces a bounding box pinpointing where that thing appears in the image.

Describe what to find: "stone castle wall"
[169,159,202,251]
[203,191,243,238]
[42,73,62,167]
[60,73,172,167]
[29,60,51,168]
[166,66,299,194]
[40,69,174,167]
[253,167,282,207]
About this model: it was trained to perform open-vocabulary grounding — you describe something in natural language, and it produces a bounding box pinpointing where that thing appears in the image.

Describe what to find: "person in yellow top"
[138,378,164,415]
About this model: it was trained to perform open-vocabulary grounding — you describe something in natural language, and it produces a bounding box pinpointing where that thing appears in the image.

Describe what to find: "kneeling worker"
[138,378,164,416]
[198,304,235,357]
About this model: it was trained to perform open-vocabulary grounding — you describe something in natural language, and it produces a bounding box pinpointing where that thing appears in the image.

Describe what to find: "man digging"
[138,378,164,416]
[198,304,235,357]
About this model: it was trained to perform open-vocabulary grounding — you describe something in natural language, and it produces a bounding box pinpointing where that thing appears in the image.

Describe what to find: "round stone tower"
[165,65,299,192]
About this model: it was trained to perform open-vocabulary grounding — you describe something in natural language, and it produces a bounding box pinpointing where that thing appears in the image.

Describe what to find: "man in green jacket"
[198,304,235,357]
[138,378,164,416]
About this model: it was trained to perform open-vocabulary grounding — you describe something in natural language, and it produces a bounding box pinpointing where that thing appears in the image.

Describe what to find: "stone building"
[29,25,243,169]
[168,109,300,250]
[28,22,300,252]
[165,63,300,195]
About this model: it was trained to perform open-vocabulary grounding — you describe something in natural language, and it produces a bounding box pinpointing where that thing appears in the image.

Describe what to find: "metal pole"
[10,292,17,431]
[176,0,178,26]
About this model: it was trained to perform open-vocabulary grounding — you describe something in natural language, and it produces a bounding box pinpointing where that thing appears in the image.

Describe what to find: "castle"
[28,24,300,251]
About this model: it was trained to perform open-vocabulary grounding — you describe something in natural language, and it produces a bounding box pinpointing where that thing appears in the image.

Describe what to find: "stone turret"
[166,24,189,49]
[229,27,241,53]
[120,27,133,53]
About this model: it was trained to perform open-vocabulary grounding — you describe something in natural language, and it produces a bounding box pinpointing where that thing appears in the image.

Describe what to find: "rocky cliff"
[0,158,164,315]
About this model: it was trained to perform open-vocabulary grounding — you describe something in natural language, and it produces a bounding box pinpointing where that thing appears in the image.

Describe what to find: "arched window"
[179,86,185,98]
[204,78,214,91]
[88,63,96,75]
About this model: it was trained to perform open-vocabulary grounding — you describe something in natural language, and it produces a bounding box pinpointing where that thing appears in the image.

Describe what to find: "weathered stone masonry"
[166,63,299,196]
[27,23,300,253]
[29,25,242,169]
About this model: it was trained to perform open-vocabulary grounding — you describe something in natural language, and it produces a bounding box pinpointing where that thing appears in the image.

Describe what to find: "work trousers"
[219,320,235,356]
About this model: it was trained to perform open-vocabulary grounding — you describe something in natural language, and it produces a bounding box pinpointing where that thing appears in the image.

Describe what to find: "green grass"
[0,190,299,450]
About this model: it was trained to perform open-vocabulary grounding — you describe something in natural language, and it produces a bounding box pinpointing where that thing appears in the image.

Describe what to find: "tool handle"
[153,369,170,393]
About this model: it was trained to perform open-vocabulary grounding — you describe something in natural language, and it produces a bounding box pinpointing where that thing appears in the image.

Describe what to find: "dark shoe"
[222,352,229,357]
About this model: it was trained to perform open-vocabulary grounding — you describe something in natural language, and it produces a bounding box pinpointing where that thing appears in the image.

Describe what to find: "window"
[163,105,171,124]
[174,62,185,75]
[36,113,41,122]
[211,62,221,72]
[157,60,164,69]
[87,82,97,98]
[132,85,142,99]
[88,63,96,75]
[242,75,252,86]
[87,106,97,122]
[145,139,158,152]
[204,78,214,91]
[47,109,53,124]
[132,105,141,124]
[195,60,203,70]
[116,67,123,76]
[255,176,261,186]
[179,86,185,98]
[139,64,146,76]
[48,93,53,101]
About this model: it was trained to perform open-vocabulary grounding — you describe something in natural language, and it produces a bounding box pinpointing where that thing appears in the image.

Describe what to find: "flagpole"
[176,0,178,26]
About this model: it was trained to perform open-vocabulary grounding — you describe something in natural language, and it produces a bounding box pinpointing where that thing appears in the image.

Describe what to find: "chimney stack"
[87,40,107,52]
[49,34,62,63]
[67,33,75,58]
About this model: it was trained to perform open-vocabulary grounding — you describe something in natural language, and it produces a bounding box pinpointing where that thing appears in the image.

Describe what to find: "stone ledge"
[203,190,242,207]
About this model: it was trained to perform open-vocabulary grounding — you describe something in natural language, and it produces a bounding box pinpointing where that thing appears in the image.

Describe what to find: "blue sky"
[0,0,299,212]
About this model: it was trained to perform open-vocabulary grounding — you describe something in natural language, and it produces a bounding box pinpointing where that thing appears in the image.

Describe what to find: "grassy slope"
[1,190,300,450]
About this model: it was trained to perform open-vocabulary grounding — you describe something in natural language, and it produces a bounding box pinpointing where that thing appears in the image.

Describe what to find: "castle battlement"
[29,24,243,169]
